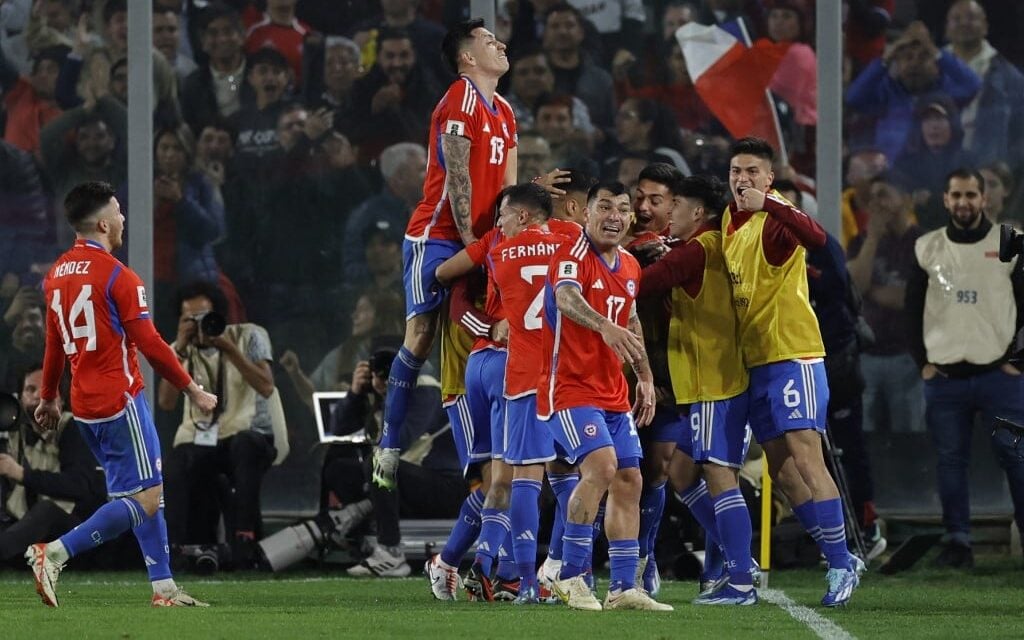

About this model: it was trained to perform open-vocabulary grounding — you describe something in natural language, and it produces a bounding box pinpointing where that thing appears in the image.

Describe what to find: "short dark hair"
[109,57,127,79]
[199,116,236,139]
[731,137,775,164]
[103,0,127,24]
[545,2,584,25]
[31,45,70,73]
[198,2,243,34]
[534,93,574,120]
[377,26,414,49]
[64,181,117,231]
[247,46,289,71]
[637,162,684,195]
[175,280,229,319]
[442,18,485,75]
[504,183,553,219]
[17,362,44,395]
[563,169,596,196]
[945,167,986,194]
[587,180,628,204]
[677,175,728,215]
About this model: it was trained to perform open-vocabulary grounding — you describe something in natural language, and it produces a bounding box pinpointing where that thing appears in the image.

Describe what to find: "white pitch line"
[761,588,856,640]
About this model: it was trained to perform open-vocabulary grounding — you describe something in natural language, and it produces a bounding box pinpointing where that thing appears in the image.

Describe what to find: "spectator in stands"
[905,168,1024,569]
[180,3,252,133]
[604,97,690,177]
[231,46,290,167]
[763,0,816,127]
[0,286,44,392]
[943,0,1024,171]
[327,347,464,578]
[846,175,924,434]
[244,0,310,87]
[349,27,441,164]
[0,140,52,288]
[841,148,889,248]
[152,124,226,336]
[894,95,976,231]
[39,90,126,247]
[661,0,699,40]
[695,0,765,36]
[21,0,76,70]
[347,0,448,83]
[516,130,553,183]
[541,3,615,133]
[304,36,361,137]
[844,0,893,73]
[615,152,648,196]
[533,93,599,178]
[161,280,289,569]
[979,161,1017,225]
[194,117,235,192]
[846,20,980,161]
[280,288,405,409]
[343,142,425,283]
[154,3,197,84]
[0,364,105,564]
[504,45,593,137]
[568,0,645,63]
[0,44,65,156]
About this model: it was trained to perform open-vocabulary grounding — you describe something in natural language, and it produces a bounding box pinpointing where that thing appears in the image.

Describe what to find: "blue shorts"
[504,394,566,465]
[465,348,507,460]
[403,237,463,318]
[547,407,643,466]
[446,397,488,477]
[685,393,752,469]
[76,392,163,497]
[748,359,829,444]
[641,405,686,447]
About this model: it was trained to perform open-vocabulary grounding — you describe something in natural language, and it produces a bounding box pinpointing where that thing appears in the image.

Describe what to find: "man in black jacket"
[0,364,106,563]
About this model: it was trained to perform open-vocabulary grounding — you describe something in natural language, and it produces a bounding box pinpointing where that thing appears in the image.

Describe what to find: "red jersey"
[41,240,184,420]
[488,226,570,398]
[245,16,311,85]
[406,76,517,242]
[537,234,642,417]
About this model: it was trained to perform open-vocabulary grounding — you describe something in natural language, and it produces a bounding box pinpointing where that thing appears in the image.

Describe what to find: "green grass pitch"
[2,560,1022,639]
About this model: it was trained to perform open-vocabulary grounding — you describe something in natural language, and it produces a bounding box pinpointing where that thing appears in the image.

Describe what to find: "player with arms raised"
[374,18,517,489]
[723,138,859,607]
[539,182,671,612]
[26,182,217,607]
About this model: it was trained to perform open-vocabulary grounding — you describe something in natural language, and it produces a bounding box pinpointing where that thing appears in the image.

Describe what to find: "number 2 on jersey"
[52,286,97,354]
[520,265,547,329]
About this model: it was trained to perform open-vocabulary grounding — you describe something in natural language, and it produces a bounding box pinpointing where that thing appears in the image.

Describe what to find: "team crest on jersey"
[583,423,598,437]
[445,120,466,136]
[501,122,510,138]
[626,280,636,296]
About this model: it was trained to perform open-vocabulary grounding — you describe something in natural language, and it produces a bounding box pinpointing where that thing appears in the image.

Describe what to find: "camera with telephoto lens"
[190,311,226,338]
[999,224,1024,263]
[0,393,23,524]
[257,499,373,571]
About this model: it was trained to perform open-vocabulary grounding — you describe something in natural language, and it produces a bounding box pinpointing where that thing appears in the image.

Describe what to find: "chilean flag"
[676,20,790,162]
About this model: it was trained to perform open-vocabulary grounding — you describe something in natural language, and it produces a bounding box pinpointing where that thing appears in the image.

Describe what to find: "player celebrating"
[374,18,517,489]
[539,182,672,612]
[722,138,858,607]
[27,182,217,607]
[640,175,756,605]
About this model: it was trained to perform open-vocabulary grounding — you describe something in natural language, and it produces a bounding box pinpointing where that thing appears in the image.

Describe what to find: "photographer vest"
[173,323,289,464]
[915,223,1017,365]
[5,415,75,519]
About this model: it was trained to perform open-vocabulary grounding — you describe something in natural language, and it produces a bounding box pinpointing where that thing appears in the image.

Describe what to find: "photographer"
[158,281,289,569]
[906,168,1024,568]
[325,347,465,578]
[0,364,105,564]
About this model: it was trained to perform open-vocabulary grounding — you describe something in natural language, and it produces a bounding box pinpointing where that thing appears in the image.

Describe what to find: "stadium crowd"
[2,0,1024,603]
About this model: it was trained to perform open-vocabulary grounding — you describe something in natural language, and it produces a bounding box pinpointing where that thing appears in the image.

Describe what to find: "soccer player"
[722,138,859,607]
[27,181,218,607]
[479,184,573,604]
[539,181,672,612]
[639,175,756,605]
[374,18,517,489]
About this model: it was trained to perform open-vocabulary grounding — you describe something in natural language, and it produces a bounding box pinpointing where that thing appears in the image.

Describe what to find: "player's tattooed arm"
[441,133,476,246]
[626,306,652,382]
[555,284,609,333]
[556,285,646,365]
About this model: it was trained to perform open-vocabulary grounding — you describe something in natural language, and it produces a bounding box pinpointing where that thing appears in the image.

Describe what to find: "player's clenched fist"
[735,186,767,212]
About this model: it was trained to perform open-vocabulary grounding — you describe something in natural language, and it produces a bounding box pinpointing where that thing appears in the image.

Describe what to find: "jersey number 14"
[52,286,97,354]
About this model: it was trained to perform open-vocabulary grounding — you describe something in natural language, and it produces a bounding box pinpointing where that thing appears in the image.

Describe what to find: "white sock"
[438,557,457,571]
[46,540,69,565]
[153,578,178,596]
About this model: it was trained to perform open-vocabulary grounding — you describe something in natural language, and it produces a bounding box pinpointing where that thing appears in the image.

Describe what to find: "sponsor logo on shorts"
[583,423,598,437]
